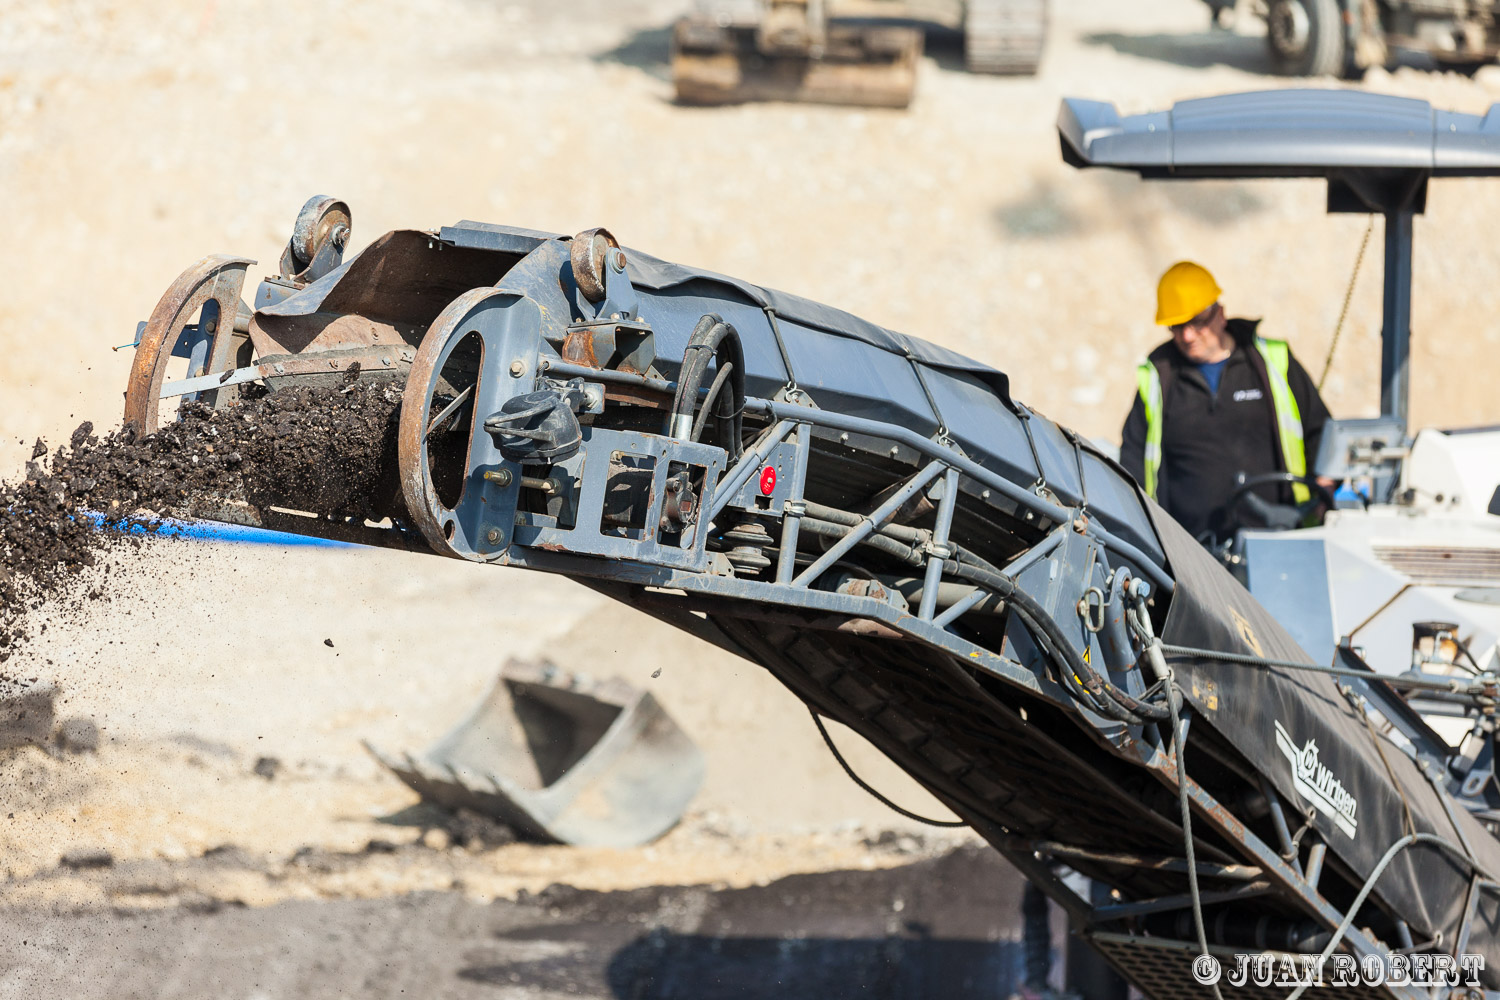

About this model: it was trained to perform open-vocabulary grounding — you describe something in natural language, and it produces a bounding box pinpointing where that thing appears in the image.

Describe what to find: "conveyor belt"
[129,206,1500,999]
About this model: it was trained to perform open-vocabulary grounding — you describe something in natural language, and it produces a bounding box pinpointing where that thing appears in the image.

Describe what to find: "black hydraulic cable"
[1285,832,1499,1000]
[1158,643,1484,696]
[951,559,1168,723]
[804,511,1111,715]
[808,707,967,828]
[802,500,1022,584]
[689,361,735,444]
[1165,672,1225,1000]
[798,517,926,566]
[1456,637,1487,676]
[792,499,1164,722]
[1005,599,1116,718]
[803,500,928,546]
[670,314,745,463]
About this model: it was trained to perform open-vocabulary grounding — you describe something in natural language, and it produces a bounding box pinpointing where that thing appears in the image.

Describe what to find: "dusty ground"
[4,845,1033,999]
[4,0,1500,994]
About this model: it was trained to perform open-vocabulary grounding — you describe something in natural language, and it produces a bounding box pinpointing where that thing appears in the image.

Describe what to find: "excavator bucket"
[672,2,922,108]
[366,660,704,848]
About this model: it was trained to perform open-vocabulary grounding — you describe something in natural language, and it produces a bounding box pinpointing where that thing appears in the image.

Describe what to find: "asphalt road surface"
[2,846,1032,1000]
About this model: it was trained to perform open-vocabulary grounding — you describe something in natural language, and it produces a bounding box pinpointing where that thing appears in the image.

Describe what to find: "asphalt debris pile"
[0,373,407,662]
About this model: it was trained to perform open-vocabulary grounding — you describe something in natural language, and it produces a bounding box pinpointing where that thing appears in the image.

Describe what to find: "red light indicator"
[759,466,777,495]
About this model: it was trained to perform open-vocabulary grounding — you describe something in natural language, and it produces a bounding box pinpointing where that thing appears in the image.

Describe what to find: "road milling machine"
[126,91,1500,998]
[1062,88,1500,751]
[671,0,1047,107]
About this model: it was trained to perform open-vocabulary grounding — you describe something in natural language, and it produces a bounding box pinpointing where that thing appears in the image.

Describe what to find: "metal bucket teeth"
[365,660,704,848]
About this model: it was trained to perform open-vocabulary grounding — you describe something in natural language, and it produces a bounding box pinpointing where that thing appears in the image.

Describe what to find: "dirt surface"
[5,0,1500,993]
[2,844,1036,1000]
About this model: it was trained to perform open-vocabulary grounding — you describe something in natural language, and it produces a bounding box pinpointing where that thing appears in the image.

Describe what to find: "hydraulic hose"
[944,556,1168,724]
[1284,832,1498,1000]
[804,500,928,545]
[799,517,925,566]
[669,313,745,464]
[794,505,1164,724]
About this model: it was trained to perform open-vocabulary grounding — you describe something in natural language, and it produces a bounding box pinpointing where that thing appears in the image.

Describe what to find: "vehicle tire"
[1436,58,1493,77]
[964,0,1048,76]
[1266,0,1345,76]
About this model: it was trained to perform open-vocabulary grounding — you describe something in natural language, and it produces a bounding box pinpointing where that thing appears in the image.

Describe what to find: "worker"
[1120,262,1332,543]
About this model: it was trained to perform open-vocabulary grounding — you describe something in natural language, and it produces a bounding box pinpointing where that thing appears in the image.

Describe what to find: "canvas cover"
[1154,505,1500,976]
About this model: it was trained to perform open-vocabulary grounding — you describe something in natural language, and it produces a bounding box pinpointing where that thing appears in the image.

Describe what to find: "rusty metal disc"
[569,227,619,303]
[397,286,509,556]
[123,255,255,436]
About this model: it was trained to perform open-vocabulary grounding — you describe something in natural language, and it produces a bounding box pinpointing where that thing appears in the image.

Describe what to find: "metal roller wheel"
[570,227,620,303]
[123,255,255,435]
[398,287,535,558]
[1266,0,1344,76]
[278,195,352,285]
[964,0,1048,76]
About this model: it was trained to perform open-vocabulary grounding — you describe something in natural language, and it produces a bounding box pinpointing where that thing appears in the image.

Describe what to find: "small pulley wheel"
[280,195,352,284]
[570,227,621,303]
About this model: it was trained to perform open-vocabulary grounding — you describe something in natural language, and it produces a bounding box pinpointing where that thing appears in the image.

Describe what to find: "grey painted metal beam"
[1381,210,1414,428]
[918,468,960,620]
[775,423,813,585]
[706,420,796,523]
[1059,90,1500,179]
[792,460,945,588]
[747,398,1175,594]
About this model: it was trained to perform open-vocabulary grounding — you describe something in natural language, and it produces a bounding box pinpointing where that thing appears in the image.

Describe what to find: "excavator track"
[964,0,1048,75]
[672,11,921,108]
[670,0,1049,108]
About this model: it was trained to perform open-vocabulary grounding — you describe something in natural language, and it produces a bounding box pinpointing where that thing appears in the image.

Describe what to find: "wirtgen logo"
[1274,721,1358,838]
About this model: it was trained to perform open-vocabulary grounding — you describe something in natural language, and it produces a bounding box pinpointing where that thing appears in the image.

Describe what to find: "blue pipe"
[81,510,356,548]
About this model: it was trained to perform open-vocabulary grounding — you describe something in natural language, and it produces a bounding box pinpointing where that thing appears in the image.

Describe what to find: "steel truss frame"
[473,367,1472,1000]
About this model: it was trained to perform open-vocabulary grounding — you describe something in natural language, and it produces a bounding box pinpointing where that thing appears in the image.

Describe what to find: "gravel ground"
[0,844,1036,1000]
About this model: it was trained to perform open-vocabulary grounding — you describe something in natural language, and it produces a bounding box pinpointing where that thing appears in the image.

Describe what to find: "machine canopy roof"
[1054,88,1500,423]
[1059,89,1500,194]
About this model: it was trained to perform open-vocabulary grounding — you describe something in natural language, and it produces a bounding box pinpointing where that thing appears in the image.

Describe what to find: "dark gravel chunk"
[0,378,407,664]
[59,847,114,869]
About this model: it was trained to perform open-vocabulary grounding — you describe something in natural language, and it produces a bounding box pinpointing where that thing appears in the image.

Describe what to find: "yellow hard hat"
[1156,261,1222,326]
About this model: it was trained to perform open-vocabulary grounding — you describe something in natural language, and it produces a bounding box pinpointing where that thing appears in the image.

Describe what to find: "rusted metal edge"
[1026,840,1265,881]
[1141,747,1411,973]
[397,286,508,556]
[124,255,255,434]
[159,347,409,399]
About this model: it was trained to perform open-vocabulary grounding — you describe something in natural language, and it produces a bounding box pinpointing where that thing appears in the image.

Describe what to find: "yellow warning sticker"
[1229,608,1265,657]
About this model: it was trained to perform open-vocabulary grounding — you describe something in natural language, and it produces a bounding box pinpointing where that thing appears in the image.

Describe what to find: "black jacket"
[1120,319,1330,542]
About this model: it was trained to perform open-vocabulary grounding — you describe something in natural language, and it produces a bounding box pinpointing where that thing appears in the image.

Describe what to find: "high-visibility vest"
[1135,337,1307,504]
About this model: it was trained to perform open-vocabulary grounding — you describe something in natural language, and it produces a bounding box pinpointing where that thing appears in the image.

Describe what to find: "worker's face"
[1169,302,1232,363]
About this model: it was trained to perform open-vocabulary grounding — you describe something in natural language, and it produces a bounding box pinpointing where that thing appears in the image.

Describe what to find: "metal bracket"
[509,428,727,573]
[574,239,640,324]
